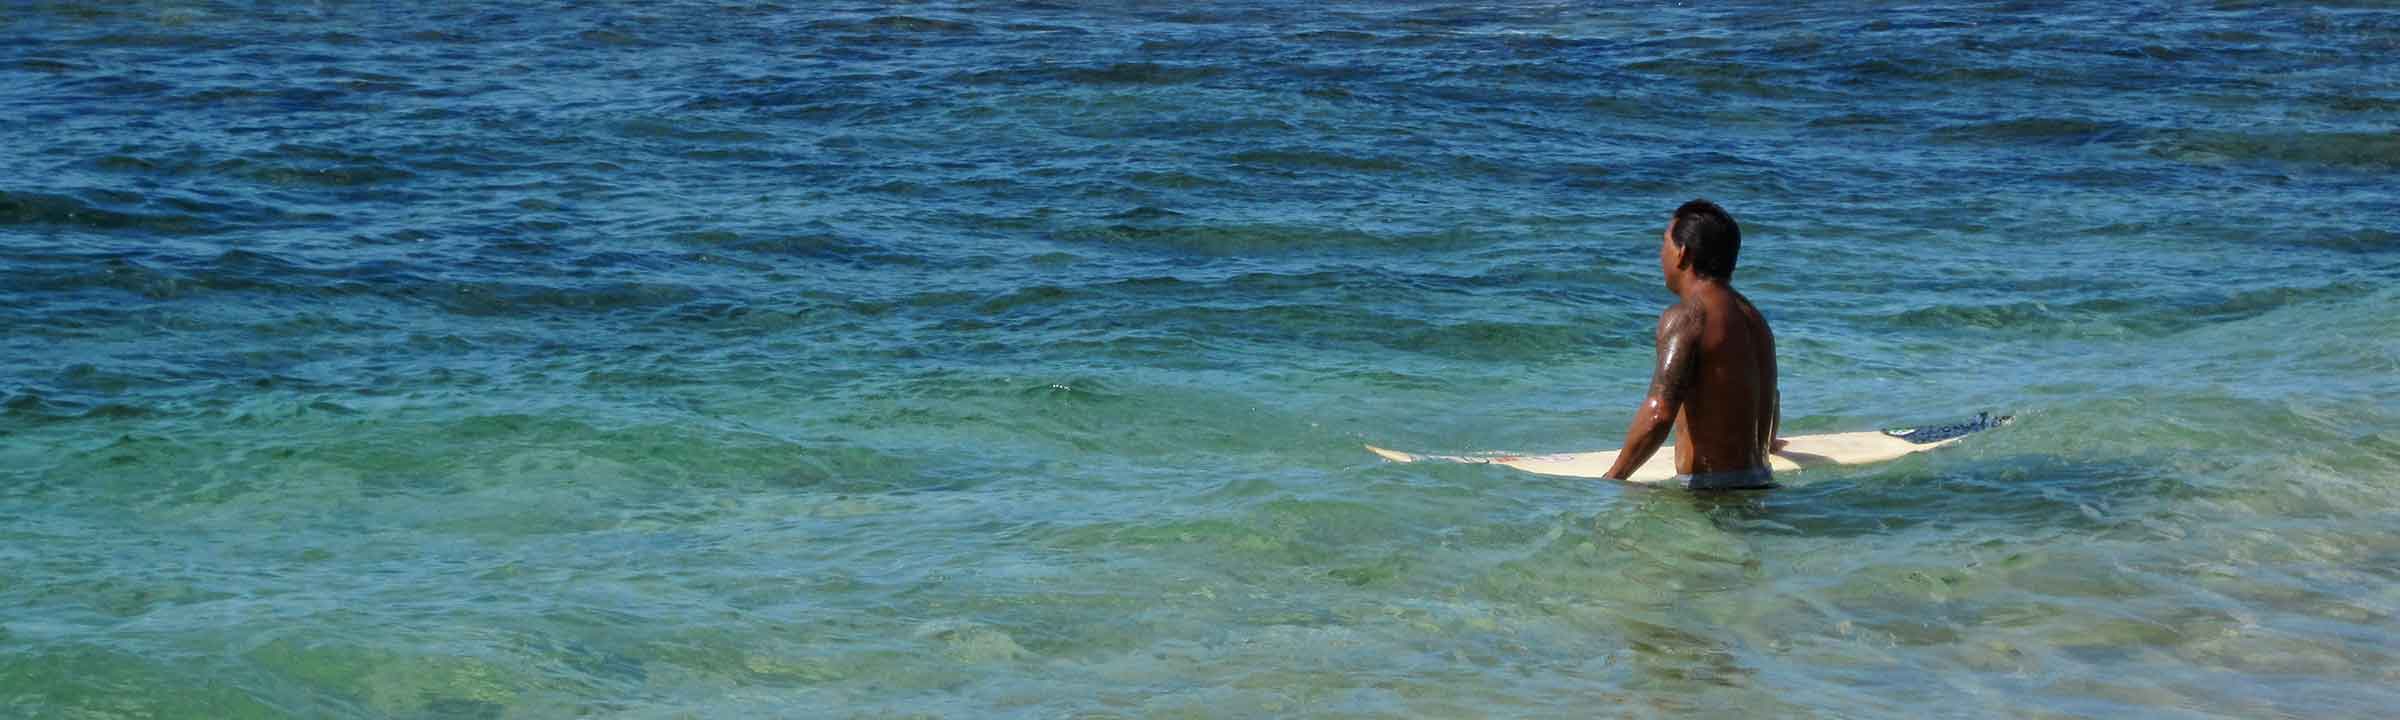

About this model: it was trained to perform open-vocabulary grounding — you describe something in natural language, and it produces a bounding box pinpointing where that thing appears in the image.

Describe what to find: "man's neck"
[1675,275,1731,302]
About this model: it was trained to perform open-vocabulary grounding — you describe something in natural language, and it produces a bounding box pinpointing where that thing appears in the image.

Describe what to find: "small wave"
[2,255,183,300]
[1062,116,1297,140]
[73,32,239,50]
[1105,206,1183,221]
[426,280,701,318]
[173,85,351,109]
[400,28,473,43]
[974,285,1077,315]
[1098,300,1614,363]
[2299,229,2398,254]
[2310,94,2400,115]
[1931,117,2126,145]
[679,147,780,162]
[1805,112,1900,128]
[1431,61,1586,85]
[60,76,173,98]
[575,29,650,47]
[999,22,1086,35]
[1622,59,1819,99]
[611,117,772,144]
[1541,160,1639,191]
[807,15,977,34]
[1224,148,1410,173]
[664,229,920,266]
[1393,319,1608,362]
[680,87,859,116]
[158,144,419,188]
[2147,129,2400,170]
[1049,222,1496,256]
[230,159,416,187]
[0,191,221,235]
[2105,44,2201,62]
[1287,29,1380,44]
[0,392,154,423]
[1885,300,2149,335]
[1842,57,2034,85]
[866,15,976,33]
[1124,170,1230,189]
[2189,282,2374,324]
[1880,282,2369,337]
[1057,62,1228,86]
[1015,377,1123,403]
[15,58,82,73]
[854,179,929,195]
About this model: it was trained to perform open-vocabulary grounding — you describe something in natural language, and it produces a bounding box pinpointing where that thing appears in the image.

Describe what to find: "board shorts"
[1674,467,1777,491]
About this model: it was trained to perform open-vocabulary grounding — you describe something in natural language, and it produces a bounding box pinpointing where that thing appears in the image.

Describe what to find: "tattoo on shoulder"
[1658,304,1702,339]
[1650,305,1703,393]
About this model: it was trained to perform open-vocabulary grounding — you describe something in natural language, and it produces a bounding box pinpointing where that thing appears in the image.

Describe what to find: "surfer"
[1602,200,1781,489]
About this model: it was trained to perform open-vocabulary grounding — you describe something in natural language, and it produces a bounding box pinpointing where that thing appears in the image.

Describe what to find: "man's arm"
[1605,305,1702,480]
[1769,389,1785,452]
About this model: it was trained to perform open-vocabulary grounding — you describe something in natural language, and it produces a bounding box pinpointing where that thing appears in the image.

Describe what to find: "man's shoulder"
[1717,286,1771,331]
[1656,301,1704,338]
[1688,286,1763,326]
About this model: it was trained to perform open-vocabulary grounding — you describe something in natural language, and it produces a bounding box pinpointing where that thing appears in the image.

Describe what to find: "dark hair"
[1670,199,1741,280]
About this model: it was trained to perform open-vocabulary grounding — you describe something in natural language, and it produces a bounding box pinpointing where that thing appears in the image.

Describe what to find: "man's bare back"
[1603,200,1779,489]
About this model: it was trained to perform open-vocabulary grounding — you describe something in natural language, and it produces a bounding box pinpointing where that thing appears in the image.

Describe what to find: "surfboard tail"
[1879,411,2012,445]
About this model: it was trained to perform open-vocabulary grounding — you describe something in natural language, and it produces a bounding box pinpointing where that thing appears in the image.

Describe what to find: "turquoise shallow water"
[4,1,2399,717]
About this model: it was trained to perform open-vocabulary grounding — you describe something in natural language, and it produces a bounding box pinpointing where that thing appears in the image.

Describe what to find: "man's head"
[1659,199,1740,290]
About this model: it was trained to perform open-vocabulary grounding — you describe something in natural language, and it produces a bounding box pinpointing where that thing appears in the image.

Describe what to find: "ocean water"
[3,1,2397,717]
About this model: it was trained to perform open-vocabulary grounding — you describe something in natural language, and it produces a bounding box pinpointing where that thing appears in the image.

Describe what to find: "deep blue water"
[3,2,2398,717]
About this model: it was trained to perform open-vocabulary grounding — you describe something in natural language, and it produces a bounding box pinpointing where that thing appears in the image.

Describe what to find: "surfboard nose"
[1362,445,1419,463]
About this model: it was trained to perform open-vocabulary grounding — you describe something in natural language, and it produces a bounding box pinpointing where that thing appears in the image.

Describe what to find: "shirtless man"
[1602,200,1780,489]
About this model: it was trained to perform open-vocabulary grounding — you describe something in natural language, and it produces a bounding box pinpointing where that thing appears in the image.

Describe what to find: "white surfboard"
[1365,413,2009,485]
